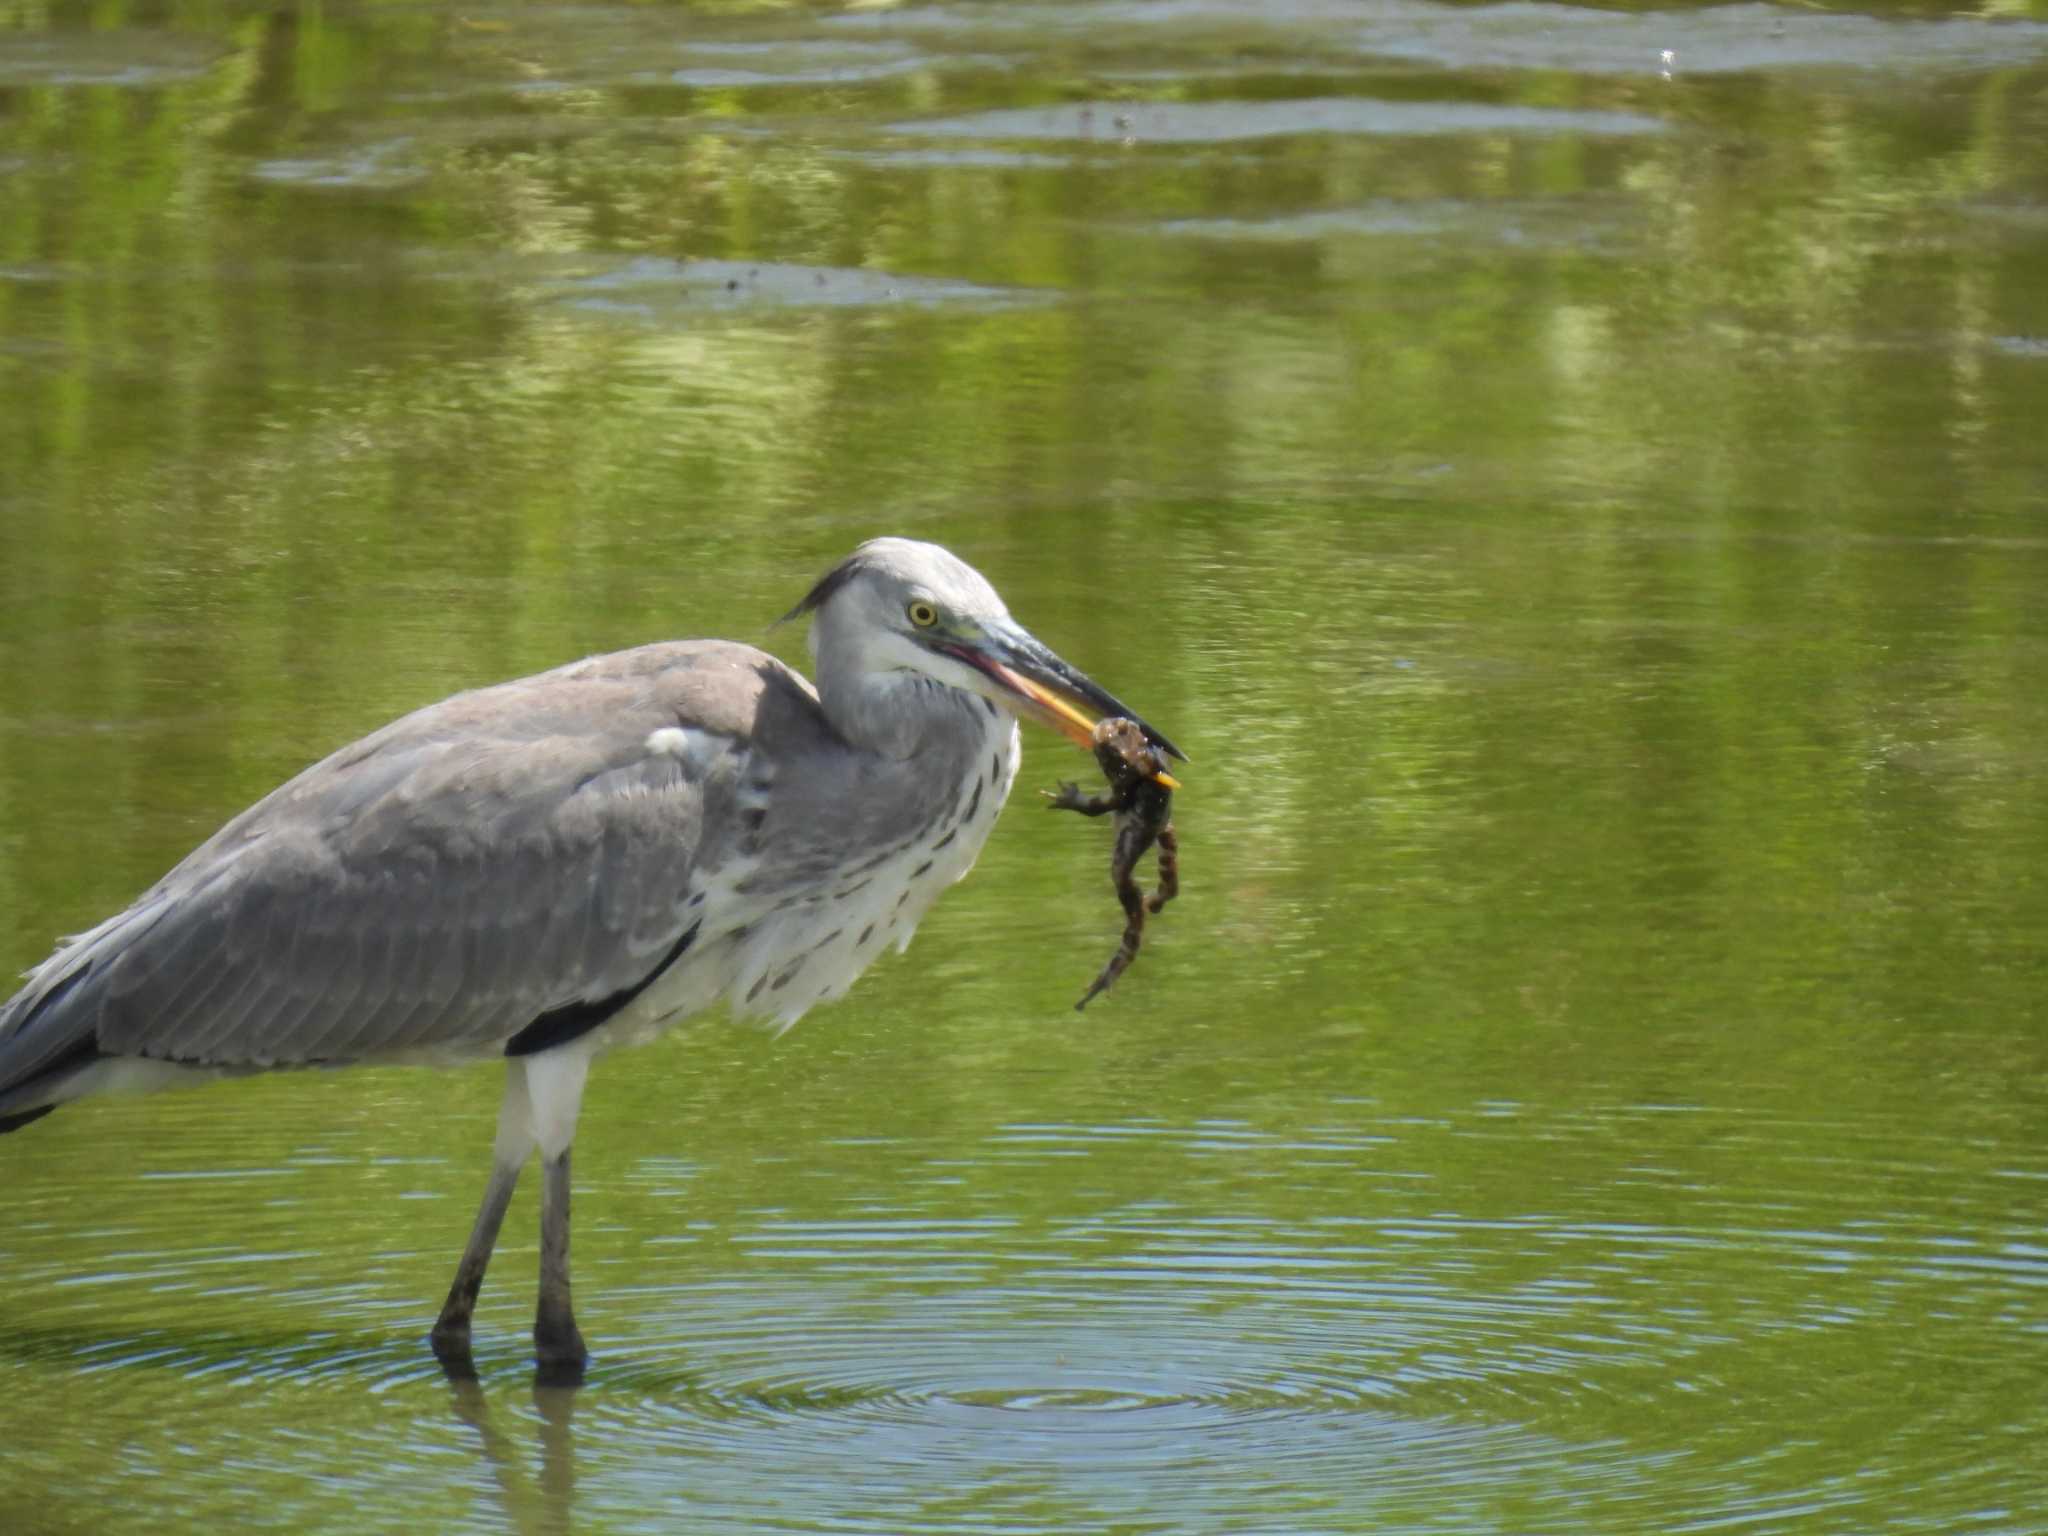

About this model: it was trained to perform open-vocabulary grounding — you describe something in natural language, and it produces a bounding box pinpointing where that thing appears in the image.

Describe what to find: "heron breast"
[728,720,1018,1032]
[606,718,1018,1047]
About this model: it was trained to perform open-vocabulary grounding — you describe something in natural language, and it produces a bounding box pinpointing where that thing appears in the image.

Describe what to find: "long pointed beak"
[939,622,1185,785]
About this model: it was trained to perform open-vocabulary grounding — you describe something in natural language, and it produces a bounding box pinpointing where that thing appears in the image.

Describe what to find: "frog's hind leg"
[1147,825,1180,914]
[1076,877,1147,1010]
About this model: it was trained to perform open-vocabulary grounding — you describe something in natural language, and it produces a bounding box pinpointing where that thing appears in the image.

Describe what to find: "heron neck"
[817,666,986,761]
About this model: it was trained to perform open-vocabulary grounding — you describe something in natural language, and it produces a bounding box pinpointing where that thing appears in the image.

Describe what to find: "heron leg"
[535,1149,586,1380]
[432,1064,538,1363]
[527,1048,592,1380]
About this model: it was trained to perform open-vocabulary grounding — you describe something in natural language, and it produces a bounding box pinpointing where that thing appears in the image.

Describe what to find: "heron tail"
[0,1033,97,1133]
[0,952,104,1134]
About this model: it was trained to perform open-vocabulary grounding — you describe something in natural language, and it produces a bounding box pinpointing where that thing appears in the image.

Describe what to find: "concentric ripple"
[7,1094,2046,1532]
[525,1284,1623,1533]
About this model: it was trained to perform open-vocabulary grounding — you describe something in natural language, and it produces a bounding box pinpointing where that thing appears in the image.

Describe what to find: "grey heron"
[0,538,1182,1375]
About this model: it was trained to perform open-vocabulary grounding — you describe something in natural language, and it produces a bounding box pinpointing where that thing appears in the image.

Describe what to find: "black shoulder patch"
[504,921,701,1058]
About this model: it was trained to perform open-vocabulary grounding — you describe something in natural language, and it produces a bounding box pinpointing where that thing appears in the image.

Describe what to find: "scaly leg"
[526,1048,592,1380]
[534,1149,586,1380]
[432,1063,537,1365]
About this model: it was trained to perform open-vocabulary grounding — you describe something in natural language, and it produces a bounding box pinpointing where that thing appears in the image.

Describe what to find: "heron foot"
[433,1343,481,1387]
[534,1309,588,1386]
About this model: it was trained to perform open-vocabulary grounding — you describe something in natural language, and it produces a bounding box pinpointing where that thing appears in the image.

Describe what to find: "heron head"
[783,538,1183,778]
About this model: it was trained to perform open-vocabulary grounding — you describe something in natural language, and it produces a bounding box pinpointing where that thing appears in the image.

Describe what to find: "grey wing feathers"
[0,641,796,1085]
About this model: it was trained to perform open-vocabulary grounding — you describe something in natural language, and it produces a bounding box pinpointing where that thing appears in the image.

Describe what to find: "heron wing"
[0,642,811,1080]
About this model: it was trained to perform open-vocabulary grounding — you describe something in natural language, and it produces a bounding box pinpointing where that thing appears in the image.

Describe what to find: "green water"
[4,0,2047,1531]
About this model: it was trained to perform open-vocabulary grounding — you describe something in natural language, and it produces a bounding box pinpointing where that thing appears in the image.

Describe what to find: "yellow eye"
[907,600,939,628]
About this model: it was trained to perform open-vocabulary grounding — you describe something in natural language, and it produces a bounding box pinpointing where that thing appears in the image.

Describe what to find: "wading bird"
[0,539,1181,1375]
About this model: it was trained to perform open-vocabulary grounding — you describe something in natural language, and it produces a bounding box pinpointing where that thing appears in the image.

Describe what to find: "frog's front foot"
[1043,783,1087,812]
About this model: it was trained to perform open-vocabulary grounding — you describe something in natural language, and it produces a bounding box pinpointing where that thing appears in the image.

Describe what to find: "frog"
[1043,716,1180,1010]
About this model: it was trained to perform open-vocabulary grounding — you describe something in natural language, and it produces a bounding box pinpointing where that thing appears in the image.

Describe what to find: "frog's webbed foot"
[1074,964,1119,1010]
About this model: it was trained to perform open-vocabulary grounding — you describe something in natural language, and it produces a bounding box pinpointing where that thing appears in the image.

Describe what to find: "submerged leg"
[526,1048,592,1378]
[433,1062,538,1362]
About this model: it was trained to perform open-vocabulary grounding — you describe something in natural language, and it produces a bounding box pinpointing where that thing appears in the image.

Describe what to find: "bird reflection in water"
[444,1363,581,1536]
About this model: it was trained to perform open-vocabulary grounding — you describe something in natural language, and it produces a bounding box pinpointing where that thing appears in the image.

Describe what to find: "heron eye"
[907,600,939,628]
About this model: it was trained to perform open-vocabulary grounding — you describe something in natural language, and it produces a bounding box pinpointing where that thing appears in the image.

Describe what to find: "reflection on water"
[4,1091,2042,1531]
[886,97,1668,142]
[449,1377,578,1536]
[4,0,2048,1530]
[549,257,1048,317]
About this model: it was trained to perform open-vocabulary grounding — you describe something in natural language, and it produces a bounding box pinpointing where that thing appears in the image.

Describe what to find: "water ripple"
[890,96,1664,145]
[6,1102,2043,1530]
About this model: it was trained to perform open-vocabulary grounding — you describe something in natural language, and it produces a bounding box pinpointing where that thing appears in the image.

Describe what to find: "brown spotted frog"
[1044,716,1179,1009]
